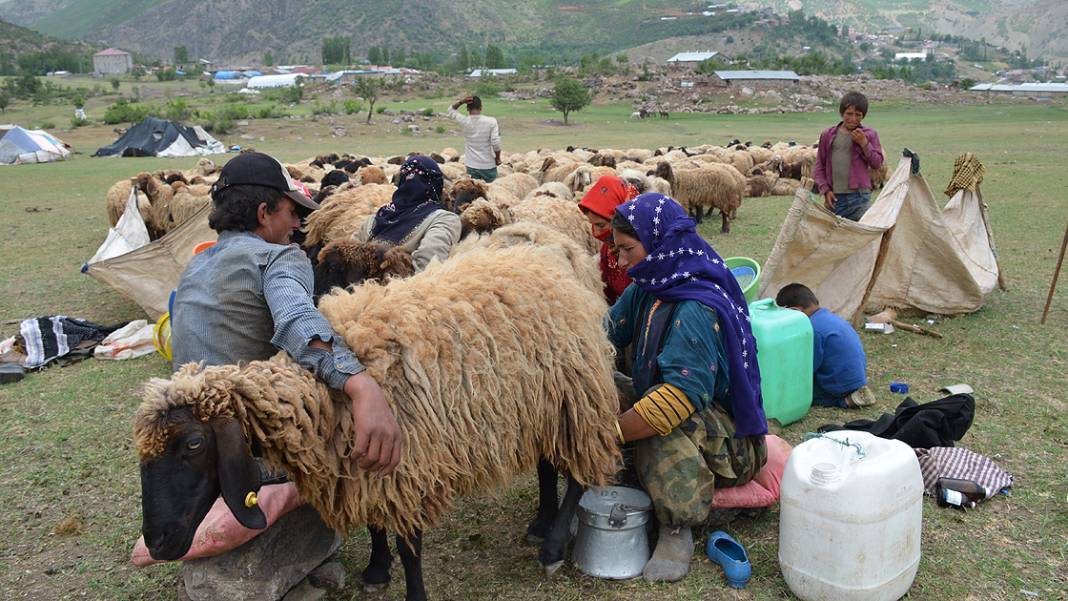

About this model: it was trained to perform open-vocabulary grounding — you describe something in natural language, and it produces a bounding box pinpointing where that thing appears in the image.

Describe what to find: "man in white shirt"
[448,95,501,182]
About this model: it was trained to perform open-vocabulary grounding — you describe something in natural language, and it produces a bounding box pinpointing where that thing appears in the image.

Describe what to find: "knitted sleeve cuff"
[632,383,696,436]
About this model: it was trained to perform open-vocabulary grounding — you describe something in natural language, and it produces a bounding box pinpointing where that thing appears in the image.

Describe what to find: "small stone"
[280,580,326,601]
[307,561,346,591]
[180,506,342,601]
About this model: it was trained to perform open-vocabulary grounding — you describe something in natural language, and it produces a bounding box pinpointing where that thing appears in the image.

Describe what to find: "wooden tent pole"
[852,225,895,328]
[1040,220,1068,325]
[976,184,1007,291]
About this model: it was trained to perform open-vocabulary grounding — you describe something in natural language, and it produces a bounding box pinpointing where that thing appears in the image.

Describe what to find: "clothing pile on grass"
[0,316,159,383]
[820,392,1014,507]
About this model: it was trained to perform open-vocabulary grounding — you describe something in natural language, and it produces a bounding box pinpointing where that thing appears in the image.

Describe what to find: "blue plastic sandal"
[706,530,751,589]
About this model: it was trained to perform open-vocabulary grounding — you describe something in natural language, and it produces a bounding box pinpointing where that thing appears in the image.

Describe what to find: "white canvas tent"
[760,153,1001,319]
[0,126,72,164]
[84,188,217,319]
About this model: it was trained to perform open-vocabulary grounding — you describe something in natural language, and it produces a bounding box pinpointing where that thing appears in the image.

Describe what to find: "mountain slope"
[1,0,1064,63]
[733,0,1068,59]
[0,17,96,74]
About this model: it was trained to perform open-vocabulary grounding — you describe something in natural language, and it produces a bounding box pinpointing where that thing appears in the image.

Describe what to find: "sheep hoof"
[362,580,390,593]
[543,560,565,577]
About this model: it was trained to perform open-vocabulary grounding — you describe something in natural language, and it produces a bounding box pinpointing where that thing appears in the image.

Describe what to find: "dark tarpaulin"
[93,117,214,157]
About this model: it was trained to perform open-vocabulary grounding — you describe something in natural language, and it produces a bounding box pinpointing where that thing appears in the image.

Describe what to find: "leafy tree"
[394,47,407,66]
[616,53,628,64]
[353,77,379,124]
[155,68,177,81]
[110,77,121,91]
[264,51,274,67]
[0,93,9,113]
[382,47,390,65]
[322,37,351,65]
[550,77,590,125]
[174,46,189,64]
[457,44,470,73]
[368,46,382,64]
[485,44,505,69]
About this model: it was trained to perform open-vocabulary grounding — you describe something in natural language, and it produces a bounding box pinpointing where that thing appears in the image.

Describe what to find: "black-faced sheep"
[312,240,415,298]
[135,243,621,601]
[654,162,745,233]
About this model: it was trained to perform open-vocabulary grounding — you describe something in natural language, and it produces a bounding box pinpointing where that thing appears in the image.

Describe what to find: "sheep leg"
[361,526,392,592]
[721,210,731,234]
[693,205,704,224]
[396,530,427,601]
[538,474,583,576]
[525,457,559,545]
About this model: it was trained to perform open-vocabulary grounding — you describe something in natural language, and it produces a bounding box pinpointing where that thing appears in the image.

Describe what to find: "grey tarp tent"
[84,188,216,319]
[759,153,1000,318]
[93,117,225,158]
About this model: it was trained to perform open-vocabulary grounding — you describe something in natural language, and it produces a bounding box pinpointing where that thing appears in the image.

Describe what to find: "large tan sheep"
[510,195,599,254]
[135,243,621,600]
[303,183,396,247]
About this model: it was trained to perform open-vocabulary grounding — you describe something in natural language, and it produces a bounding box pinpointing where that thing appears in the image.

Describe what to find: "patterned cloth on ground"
[18,316,119,369]
[915,446,1013,500]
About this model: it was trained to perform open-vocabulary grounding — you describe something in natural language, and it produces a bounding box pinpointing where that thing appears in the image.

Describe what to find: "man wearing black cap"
[172,152,402,473]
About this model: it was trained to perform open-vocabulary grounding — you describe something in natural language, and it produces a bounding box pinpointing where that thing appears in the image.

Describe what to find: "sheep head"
[460,198,513,238]
[357,166,388,185]
[654,161,674,184]
[136,369,266,561]
[447,178,489,214]
[313,240,415,298]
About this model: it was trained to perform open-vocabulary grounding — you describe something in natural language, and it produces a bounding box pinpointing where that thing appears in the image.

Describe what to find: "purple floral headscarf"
[618,192,767,437]
[370,155,444,244]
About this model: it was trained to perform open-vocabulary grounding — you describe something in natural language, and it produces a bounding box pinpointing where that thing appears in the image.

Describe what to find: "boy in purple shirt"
[813,91,884,221]
[776,283,875,408]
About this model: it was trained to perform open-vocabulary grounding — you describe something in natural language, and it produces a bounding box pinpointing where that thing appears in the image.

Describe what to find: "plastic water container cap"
[889,382,909,394]
[810,462,842,485]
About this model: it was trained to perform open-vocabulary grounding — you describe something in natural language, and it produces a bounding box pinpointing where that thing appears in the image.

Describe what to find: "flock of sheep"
[122,139,872,601]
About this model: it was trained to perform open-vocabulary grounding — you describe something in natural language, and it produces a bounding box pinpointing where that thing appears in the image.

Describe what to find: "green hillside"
[0,18,95,74]
[1,0,1064,63]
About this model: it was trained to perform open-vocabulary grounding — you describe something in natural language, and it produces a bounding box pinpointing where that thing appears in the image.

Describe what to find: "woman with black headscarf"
[354,155,461,271]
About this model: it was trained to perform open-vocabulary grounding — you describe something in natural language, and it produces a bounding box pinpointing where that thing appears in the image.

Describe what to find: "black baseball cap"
[211,152,319,212]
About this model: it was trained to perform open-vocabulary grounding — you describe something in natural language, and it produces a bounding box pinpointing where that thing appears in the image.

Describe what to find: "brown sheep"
[357,165,388,185]
[312,240,415,298]
[655,162,744,234]
[458,198,514,237]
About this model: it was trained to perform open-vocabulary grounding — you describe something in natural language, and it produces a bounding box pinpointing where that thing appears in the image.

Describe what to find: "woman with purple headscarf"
[355,155,461,271]
[607,193,768,583]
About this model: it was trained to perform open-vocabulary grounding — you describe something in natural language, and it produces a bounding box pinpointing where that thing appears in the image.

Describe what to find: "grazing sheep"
[655,162,744,234]
[438,162,468,183]
[135,243,621,601]
[105,178,151,228]
[356,166,388,185]
[563,165,617,196]
[746,146,774,165]
[771,177,803,197]
[321,170,350,188]
[169,187,212,227]
[302,183,396,248]
[447,178,490,213]
[745,169,779,198]
[536,156,581,184]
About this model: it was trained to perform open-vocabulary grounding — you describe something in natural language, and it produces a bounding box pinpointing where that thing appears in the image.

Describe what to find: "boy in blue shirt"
[776,283,874,408]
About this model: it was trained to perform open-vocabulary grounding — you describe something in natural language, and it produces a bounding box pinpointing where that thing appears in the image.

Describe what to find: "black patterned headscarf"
[370,155,444,244]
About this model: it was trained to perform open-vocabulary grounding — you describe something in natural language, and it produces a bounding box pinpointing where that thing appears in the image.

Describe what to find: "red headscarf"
[578,175,638,303]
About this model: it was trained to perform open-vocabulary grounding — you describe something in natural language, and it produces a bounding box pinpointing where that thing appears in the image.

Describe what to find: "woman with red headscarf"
[578,175,639,304]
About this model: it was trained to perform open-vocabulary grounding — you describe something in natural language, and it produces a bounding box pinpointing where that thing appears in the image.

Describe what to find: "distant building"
[895,52,929,62]
[93,48,133,75]
[970,82,1068,96]
[713,70,800,88]
[467,68,517,77]
[666,51,718,68]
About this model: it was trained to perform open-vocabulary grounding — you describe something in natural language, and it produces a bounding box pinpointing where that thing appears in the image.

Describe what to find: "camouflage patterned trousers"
[616,373,767,528]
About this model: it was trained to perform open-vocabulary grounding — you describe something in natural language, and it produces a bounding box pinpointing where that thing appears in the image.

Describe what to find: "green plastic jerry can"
[749,298,813,426]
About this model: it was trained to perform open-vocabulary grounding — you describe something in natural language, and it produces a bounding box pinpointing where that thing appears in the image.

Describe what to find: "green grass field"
[0,97,1066,600]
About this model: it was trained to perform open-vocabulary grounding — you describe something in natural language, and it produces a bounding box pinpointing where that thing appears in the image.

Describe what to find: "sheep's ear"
[210,418,266,530]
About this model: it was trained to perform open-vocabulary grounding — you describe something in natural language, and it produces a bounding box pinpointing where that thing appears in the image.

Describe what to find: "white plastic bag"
[94,320,156,360]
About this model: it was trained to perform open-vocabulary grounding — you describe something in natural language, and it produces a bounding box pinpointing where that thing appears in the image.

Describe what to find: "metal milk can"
[572,486,653,580]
